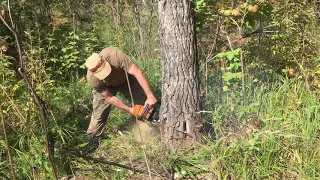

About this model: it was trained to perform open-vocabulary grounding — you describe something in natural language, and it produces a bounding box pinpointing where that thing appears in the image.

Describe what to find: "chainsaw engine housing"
[133,104,159,122]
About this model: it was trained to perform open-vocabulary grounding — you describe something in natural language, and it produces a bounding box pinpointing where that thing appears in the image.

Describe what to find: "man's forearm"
[105,96,131,113]
[127,64,157,106]
[128,64,155,98]
[135,72,154,98]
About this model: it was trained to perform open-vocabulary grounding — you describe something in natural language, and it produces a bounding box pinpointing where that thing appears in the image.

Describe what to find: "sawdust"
[131,121,160,144]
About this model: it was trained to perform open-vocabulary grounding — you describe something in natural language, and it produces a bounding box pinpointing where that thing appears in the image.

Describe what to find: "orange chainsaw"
[133,104,159,122]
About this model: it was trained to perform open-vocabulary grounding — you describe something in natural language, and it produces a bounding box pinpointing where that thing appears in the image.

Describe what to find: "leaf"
[225,48,241,61]
[233,48,241,54]
[216,51,226,58]
[196,0,204,10]
[235,72,242,78]
[226,52,235,61]
[47,37,55,41]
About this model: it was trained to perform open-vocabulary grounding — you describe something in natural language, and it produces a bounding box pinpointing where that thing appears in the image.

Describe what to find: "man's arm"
[127,64,157,106]
[101,89,134,115]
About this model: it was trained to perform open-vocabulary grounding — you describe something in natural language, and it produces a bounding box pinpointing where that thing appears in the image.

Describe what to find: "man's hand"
[128,107,135,116]
[144,95,157,107]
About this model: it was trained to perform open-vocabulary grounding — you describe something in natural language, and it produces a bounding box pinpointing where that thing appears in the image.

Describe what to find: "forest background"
[0,0,320,179]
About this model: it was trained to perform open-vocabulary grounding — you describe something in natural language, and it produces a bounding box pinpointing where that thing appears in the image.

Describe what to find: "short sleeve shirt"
[86,47,133,92]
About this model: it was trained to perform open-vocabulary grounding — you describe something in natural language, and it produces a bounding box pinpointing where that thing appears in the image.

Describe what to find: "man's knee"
[88,103,111,137]
[87,115,107,137]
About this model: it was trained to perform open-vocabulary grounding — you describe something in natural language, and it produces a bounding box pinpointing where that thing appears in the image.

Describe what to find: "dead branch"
[56,148,144,173]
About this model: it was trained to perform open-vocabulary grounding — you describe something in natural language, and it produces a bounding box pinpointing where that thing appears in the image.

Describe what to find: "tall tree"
[158,0,203,148]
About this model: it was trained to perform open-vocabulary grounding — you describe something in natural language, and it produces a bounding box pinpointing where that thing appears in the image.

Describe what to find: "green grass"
[1,62,319,179]
[199,78,320,180]
[59,77,319,180]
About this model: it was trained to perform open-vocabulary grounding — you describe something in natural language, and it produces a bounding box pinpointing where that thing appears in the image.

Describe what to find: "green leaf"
[226,52,235,61]
[216,51,226,58]
[196,0,204,10]
[235,72,242,78]
[233,48,241,54]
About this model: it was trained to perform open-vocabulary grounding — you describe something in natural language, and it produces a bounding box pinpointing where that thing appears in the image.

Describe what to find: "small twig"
[225,34,234,51]
[196,110,212,114]
[160,124,194,138]
[142,145,152,180]
[72,167,101,172]
[3,90,27,123]
[150,168,166,180]
[84,156,142,172]
[160,163,172,180]
[7,0,14,28]
[0,15,14,33]
[170,126,194,138]
[0,105,17,180]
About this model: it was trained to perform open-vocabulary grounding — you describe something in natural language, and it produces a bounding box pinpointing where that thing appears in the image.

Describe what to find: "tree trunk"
[158,0,203,148]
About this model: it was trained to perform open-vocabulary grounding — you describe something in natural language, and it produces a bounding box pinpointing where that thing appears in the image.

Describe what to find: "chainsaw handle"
[139,104,150,120]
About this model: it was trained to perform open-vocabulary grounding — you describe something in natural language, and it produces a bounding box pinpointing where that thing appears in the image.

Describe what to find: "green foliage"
[47,30,101,79]
[0,139,11,179]
[203,78,320,179]
[216,48,242,91]
[1,0,320,179]
[167,148,211,179]
[0,55,16,89]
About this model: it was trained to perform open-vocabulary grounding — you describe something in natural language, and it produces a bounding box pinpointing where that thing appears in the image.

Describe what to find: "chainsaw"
[133,104,159,122]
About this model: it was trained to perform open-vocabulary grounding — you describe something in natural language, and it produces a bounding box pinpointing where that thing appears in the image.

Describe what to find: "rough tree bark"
[158,0,203,148]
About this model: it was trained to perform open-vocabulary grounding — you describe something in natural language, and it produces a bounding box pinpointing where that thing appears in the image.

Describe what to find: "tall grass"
[2,59,319,179]
[64,69,318,179]
[196,77,320,179]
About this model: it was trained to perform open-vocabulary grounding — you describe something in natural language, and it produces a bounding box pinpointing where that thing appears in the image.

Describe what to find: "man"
[85,47,157,151]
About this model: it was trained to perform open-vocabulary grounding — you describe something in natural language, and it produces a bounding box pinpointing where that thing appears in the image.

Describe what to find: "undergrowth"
[1,57,319,179]
[52,77,319,180]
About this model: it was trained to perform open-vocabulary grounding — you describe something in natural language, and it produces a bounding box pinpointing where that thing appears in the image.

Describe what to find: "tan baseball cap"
[85,53,111,80]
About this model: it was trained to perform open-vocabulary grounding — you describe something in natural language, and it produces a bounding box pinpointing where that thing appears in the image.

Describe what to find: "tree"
[158,0,203,148]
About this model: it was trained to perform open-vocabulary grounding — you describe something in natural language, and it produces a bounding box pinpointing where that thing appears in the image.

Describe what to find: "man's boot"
[84,134,101,154]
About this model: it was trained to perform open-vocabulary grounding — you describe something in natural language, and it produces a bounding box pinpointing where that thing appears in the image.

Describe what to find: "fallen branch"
[56,148,144,173]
